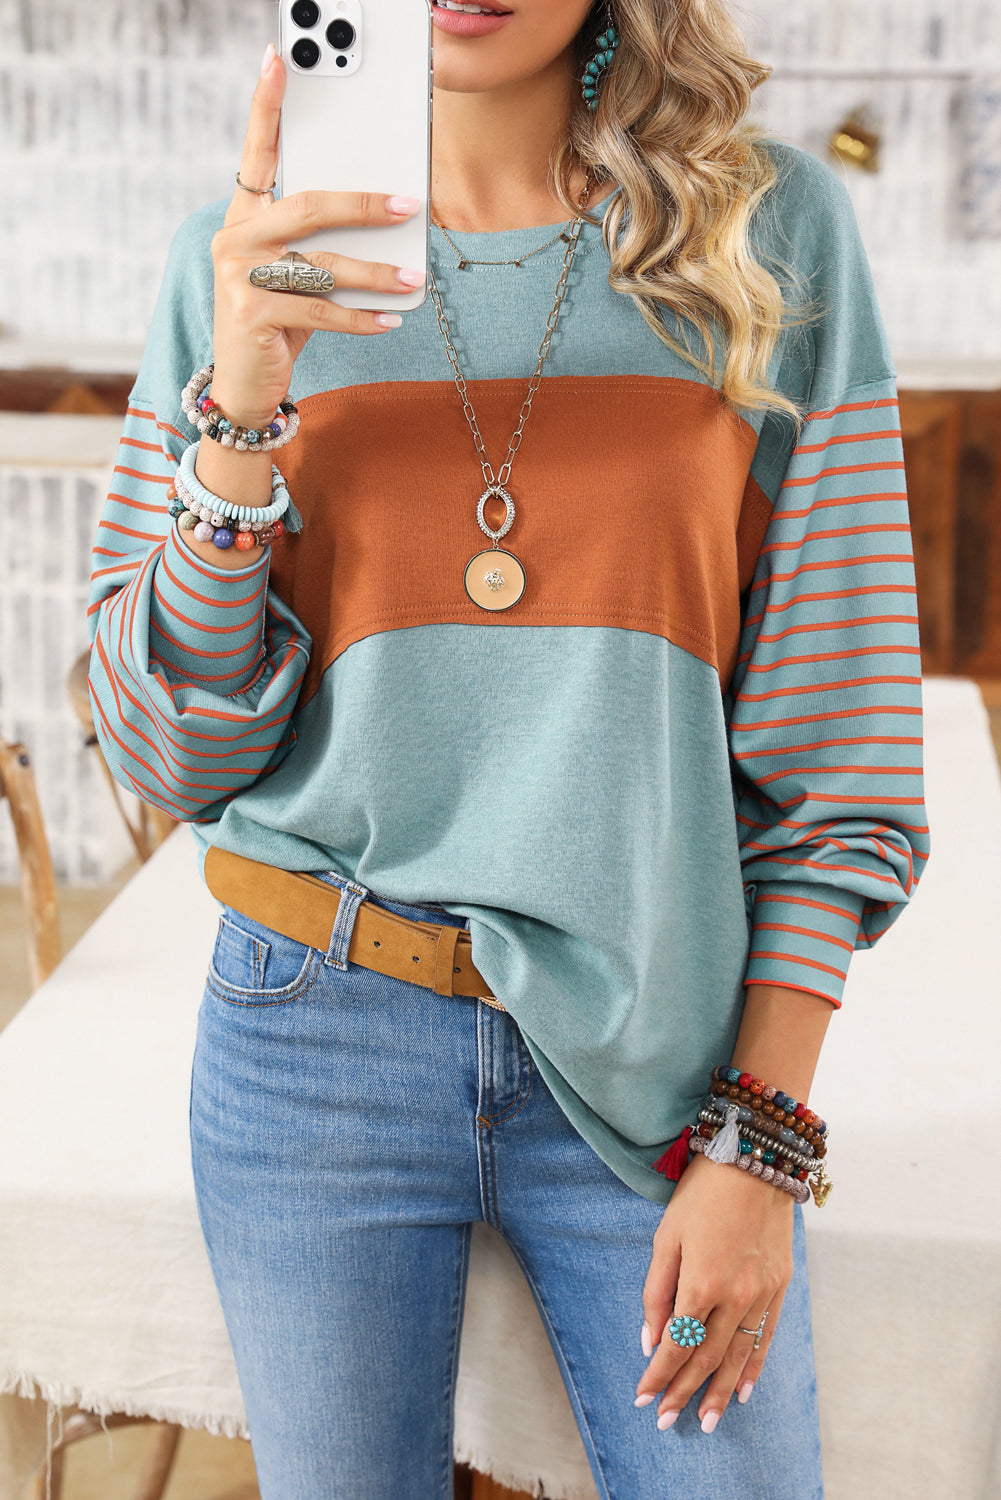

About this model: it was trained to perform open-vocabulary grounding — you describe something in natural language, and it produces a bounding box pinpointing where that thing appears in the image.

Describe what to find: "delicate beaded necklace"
[430,216,574,270]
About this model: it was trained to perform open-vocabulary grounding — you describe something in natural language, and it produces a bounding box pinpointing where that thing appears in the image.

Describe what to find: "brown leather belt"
[203,846,505,1009]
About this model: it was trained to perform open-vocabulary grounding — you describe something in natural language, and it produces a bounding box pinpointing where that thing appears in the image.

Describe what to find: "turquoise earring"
[581,11,620,111]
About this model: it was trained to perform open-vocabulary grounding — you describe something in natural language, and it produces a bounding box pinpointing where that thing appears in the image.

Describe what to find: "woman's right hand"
[208,41,424,427]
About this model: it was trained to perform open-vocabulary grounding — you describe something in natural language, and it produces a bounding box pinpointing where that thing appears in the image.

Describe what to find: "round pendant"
[464,548,526,611]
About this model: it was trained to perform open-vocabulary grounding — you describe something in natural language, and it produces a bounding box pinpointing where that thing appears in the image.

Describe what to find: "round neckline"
[429,184,620,246]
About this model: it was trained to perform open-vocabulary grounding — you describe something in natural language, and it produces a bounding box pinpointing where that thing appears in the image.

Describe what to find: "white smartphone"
[275,0,432,312]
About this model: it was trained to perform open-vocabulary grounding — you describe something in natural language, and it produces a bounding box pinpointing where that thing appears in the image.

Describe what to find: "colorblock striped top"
[87,141,930,1202]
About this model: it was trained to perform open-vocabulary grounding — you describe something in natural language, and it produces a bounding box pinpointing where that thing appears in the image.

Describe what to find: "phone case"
[276,0,432,312]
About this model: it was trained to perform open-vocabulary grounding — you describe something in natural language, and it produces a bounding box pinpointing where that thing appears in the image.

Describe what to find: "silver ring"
[737,1310,769,1349]
[236,169,277,195]
[248,250,335,294]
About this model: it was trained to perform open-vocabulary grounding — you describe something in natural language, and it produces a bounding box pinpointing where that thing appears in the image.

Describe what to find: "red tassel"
[653,1126,693,1180]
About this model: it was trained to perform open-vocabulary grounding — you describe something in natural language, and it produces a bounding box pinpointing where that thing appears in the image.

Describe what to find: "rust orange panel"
[269,374,772,704]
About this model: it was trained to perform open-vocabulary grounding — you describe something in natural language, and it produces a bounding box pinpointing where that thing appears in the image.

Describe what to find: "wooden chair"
[0,738,60,992]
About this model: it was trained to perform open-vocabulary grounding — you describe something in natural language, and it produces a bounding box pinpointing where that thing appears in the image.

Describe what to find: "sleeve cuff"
[743,880,865,1008]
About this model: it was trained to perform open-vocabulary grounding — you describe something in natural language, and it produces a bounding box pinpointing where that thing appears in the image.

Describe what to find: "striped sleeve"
[727,376,930,1007]
[87,399,311,823]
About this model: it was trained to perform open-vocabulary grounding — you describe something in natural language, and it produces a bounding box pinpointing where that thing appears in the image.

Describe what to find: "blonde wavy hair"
[553,0,819,430]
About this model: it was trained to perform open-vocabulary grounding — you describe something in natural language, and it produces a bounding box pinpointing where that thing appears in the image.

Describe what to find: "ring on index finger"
[248,250,335,294]
[236,169,277,195]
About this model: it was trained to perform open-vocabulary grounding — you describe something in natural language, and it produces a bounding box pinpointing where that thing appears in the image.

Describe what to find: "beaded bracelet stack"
[654,1064,834,1207]
[181,363,300,452]
[169,440,296,552]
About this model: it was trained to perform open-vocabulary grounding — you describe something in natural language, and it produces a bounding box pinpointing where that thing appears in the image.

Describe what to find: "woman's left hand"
[634,1149,796,1433]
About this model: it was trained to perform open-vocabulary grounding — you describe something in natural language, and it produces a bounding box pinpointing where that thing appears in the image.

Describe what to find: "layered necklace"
[427,174,594,612]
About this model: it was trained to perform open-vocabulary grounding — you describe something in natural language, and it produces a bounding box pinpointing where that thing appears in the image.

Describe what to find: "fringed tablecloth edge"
[452,1437,598,1500]
[0,1368,249,1439]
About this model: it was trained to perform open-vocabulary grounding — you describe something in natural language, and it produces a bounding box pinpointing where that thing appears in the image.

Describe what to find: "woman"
[87,0,929,1495]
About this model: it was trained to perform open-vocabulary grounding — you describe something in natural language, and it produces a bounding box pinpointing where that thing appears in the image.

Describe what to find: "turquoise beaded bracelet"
[177,442,290,526]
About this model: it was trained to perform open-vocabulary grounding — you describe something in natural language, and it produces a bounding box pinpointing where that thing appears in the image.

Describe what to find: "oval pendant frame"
[464,548,526,611]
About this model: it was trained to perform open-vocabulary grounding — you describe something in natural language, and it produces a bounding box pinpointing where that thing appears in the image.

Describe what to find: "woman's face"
[430,0,598,95]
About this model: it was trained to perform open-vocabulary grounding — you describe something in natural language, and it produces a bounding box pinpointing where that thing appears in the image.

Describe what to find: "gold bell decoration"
[828,106,882,173]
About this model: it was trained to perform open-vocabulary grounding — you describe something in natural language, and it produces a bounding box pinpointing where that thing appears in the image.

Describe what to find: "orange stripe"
[160,543,267,610]
[806,397,899,421]
[114,465,172,487]
[751,583,916,619]
[775,792,923,809]
[742,977,841,1008]
[742,644,921,672]
[750,853,902,885]
[151,578,262,639]
[755,761,922,787]
[734,734,922,761]
[737,673,921,704]
[752,922,854,953]
[100,519,164,544]
[752,612,919,644]
[748,552,916,595]
[106,489,165,515]
[754,891,861,922]
[121,435,167,455]
[781,461,905,489]
[761,523,911,557]
[748,950,847,980]
[731,704,921,731]
[91,681,231,799]
[94,641,284,763]
[771,490,907,521]
[147,645,264,680]
[126,405,157,421]
[91,559,141,581]
[100,612,271,784]
[793,429,901,457]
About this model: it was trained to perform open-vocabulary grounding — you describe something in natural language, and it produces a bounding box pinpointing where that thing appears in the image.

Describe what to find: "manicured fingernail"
[656,1410,678,1431]
[700,1410,720,1434]
[261,42,277,75]
[396,267,426,287]
[634,1393,655,1408]
[375,313,403,329]
[386,195,420,215]
[640,1321,653,1358]
[738,1381,755,1404]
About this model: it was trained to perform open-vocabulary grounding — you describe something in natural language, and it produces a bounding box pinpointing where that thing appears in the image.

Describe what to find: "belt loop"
[324,875,370,970]
[433,923,462,996]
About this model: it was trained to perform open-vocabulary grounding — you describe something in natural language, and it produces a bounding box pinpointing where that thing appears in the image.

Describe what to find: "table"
[1,677,999,1500]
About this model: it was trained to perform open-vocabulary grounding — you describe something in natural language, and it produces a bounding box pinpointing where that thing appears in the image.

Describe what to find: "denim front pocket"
[207,909,318,1006]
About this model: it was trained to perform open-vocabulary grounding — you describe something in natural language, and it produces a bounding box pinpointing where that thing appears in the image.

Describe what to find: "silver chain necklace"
[426,177,593,612]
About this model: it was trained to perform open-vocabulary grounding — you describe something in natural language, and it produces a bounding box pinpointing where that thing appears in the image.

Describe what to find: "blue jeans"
[189,873,824,1500]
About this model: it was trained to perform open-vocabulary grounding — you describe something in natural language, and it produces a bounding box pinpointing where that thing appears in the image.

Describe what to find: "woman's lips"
[431,1,513,37]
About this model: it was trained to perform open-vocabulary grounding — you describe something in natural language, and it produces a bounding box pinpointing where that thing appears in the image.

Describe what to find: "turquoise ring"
[667,1314,708,1348]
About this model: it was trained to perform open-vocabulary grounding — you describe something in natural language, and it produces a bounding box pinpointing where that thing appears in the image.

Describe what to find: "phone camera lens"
[326,18,356,49]
[290,0,320,26]
[290,37,321,68]
[336,55,348,68]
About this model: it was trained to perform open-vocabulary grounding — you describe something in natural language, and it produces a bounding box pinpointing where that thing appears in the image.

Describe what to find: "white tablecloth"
[1,677,999,1500]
